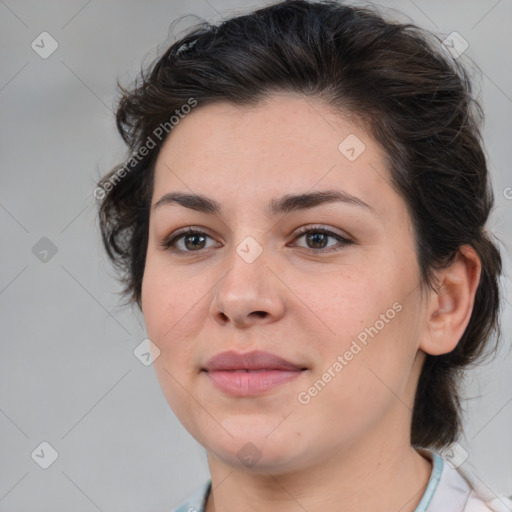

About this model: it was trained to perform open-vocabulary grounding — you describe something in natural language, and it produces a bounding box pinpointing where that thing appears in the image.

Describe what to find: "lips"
[203,350,305,372]
[202,350,307,396]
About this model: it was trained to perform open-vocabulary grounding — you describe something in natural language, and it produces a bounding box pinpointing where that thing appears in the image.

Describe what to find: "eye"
[291,225,353,252]
[160,225,353,254]
[159,227,219,253]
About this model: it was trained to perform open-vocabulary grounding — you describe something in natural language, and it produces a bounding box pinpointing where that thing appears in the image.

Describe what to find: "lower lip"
[204,369,304,396]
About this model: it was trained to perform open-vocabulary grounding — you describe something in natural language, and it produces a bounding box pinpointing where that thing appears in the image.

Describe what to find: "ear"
[419,245,481,356]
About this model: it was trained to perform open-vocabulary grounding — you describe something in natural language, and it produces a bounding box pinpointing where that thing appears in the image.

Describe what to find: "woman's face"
[142,94,429,473]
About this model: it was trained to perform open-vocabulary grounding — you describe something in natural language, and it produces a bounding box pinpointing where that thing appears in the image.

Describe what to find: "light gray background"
[1,1,511,510]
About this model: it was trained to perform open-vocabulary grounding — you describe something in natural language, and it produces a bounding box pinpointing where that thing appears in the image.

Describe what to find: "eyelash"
[159,225,353,254]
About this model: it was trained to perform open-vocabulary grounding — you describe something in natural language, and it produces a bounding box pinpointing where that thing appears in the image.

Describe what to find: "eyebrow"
[152,189,376,216]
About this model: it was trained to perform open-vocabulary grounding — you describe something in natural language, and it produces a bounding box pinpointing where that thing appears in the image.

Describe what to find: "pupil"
[307,233,327,248]
[185,234,205,250]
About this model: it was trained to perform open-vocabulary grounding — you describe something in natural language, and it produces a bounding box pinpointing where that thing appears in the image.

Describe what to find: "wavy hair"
[96,0,502,449]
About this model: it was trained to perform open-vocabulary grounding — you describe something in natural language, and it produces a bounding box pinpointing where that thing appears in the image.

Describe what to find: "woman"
[96,1,511,510]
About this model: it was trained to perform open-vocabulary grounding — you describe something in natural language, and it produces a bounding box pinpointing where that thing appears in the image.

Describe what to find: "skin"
[141,93,481,512]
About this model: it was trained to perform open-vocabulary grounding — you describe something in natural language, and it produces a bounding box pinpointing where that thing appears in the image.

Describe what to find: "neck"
[205,432,432,512]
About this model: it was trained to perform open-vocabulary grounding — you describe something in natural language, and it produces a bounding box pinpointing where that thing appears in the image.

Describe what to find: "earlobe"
[420,245,481,356]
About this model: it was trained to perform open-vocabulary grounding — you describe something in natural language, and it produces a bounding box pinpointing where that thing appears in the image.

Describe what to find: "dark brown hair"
[96,0,502,449]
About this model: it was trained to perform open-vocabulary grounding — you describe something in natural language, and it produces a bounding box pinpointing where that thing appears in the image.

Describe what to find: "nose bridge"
[218,233,269,303]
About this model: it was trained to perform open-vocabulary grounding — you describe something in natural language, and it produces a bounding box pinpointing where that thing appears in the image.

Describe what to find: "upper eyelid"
[165,224,348,240]
[294,224,351,239]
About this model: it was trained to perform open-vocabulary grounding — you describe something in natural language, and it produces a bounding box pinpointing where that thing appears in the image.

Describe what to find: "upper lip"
[203,350,305,371]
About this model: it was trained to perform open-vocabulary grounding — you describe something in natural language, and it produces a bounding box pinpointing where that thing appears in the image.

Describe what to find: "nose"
[209,243,286,329]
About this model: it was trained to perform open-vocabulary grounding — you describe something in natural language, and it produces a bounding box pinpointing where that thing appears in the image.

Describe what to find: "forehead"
[151,94,394,216]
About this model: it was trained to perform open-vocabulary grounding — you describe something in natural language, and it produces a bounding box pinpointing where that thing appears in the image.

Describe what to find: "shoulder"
[170,480,211,512]
[424,450,512,512]
[465,492,512,512]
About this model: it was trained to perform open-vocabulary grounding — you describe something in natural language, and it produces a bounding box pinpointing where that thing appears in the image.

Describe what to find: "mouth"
[201,350,308,397]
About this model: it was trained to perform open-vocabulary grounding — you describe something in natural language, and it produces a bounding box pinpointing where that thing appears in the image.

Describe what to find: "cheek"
[299,266,421,401]
[142,265,203,424]
[141,266,197,397]
[295,311,418,443]
[292,267,395,352]
[142,258,198,342]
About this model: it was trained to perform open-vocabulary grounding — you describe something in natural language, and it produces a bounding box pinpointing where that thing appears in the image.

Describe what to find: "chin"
[208,442,304,474]
[201,424,310,474]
